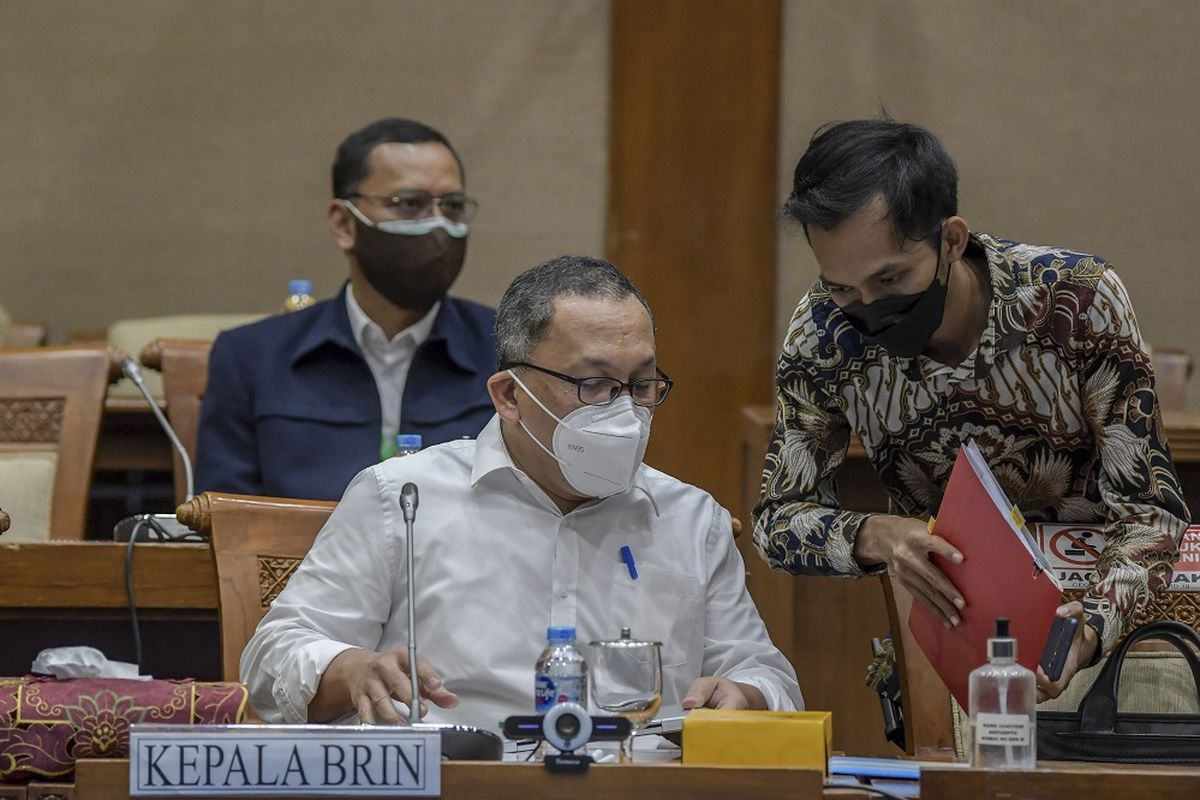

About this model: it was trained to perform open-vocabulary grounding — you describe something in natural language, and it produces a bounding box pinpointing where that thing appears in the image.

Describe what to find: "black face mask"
[350,212,468,313]
[840,233,949,359]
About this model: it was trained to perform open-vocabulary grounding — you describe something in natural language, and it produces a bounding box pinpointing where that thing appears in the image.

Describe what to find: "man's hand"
[855,514,965,628]
[310,648,459,724]
[681,677,767,711]
[1037,601,1099,702]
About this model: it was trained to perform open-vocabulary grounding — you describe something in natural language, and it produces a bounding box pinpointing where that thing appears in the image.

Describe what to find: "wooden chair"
[140,338,213,503]
[177,491,335,681]
[107,313,261,403]
[3,321,48,348]
[0,346,120,539]
[1151,347,1193,412]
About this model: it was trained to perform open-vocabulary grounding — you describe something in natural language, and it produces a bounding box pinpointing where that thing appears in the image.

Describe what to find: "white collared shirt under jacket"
[242,415,803,730]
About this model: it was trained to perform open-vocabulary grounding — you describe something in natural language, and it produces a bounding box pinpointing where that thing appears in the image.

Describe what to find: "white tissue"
[31,646,149,680]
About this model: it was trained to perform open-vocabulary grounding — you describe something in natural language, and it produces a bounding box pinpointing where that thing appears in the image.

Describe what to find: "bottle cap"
[989,616,1016,660]
[547,626,576,642]
[288,279,313,295]
[395,434,422,451]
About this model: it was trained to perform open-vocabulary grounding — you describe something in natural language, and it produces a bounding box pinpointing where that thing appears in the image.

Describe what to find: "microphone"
[402,481,421,724]
[400,481,419,524]
[112,356,197,543]
[121,356,194,502]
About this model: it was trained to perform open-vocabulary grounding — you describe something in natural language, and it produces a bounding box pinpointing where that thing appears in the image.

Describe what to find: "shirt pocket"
[607,563,703,670]
[254,398,375,426]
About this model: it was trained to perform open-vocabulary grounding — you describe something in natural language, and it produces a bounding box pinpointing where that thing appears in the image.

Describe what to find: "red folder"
[908,442,1062,708]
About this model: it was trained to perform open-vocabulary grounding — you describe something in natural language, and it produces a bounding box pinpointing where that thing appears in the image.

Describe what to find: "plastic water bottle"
[968,617,1036,769]
[395,434,422,457]
[534,626,588,712]
[283,279,316,312]
[381,433,422,461]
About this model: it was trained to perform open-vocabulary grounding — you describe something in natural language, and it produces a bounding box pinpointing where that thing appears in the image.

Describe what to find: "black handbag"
[1037,620,1200,764]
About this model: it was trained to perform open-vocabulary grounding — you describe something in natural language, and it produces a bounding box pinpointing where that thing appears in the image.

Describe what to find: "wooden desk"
[921,762,1200,799]
[69,759,837,800]
[0,541,220,680]
[1165,410,1200,464]
[0,541,216,609]
[56,758,1200,800]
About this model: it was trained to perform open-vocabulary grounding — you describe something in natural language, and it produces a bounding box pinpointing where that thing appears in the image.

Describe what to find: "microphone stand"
[398,482,502,760]
[402,482,420,725]
[121,356,194,501]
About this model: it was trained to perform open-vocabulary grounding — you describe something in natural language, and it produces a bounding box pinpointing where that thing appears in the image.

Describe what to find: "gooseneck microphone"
[401,481,421,724]
[117,355,203,668]
[400,481,419,523]
[394,480,503,759]
[121,356,194,501]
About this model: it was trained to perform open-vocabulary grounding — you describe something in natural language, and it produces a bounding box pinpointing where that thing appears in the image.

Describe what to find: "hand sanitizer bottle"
[968,617,1036,769]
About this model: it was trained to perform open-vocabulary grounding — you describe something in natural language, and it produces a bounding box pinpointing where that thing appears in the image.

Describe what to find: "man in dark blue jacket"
[195,118,495,500]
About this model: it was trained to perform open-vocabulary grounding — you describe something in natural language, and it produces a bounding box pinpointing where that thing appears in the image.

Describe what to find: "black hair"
[331,117,464,198]
[494,255,653,368]
[782,118,958,244]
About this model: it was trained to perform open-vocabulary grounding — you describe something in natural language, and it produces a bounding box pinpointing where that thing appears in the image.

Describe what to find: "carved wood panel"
[0,398,64,444]
[258,555,302,608]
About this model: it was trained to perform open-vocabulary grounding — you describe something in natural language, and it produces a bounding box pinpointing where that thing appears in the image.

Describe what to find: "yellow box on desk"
[681,708,831,772]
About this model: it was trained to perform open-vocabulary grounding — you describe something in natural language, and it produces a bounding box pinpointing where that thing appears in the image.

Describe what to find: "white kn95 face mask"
[508,370,651,498]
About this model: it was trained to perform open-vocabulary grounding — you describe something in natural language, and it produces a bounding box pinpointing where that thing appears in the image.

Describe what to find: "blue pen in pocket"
[619,545,638,580]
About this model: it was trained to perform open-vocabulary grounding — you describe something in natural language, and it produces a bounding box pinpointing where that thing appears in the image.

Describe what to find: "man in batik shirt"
[754,118,1189,700]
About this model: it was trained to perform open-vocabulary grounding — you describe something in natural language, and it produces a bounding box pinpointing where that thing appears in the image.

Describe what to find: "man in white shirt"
[242,255,802,728]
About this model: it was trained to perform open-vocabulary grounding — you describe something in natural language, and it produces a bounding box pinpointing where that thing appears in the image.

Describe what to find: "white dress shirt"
[242,415,802,730]
[345,287,439,447]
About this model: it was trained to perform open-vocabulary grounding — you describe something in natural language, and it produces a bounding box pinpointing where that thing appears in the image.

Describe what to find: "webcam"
[502,704,631,772]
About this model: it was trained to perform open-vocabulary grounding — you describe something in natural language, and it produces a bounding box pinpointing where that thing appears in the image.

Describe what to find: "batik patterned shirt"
[753,232,1189,655]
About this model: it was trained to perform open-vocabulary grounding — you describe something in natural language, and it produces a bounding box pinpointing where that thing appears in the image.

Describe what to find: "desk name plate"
[128,724,440,796]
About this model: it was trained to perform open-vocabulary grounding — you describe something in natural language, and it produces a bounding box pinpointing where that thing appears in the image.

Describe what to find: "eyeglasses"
[507,362,674,407]
[346,190,479,224]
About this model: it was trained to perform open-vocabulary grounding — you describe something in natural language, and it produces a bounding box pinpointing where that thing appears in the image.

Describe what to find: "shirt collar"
[345,284,439,355]
[900,232,1030,383]
[289,282,486,374]
[470,415,661,517]
[426,295,491,374]
[288,284,359,366]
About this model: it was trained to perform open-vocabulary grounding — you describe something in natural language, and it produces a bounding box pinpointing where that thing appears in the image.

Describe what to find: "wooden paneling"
[608,0,781,511]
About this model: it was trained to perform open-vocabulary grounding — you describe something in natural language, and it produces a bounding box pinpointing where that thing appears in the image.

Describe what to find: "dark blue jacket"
[195,287,496,500]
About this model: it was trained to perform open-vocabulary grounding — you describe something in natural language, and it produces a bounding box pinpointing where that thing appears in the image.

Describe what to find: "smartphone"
[1039,616,1079,681]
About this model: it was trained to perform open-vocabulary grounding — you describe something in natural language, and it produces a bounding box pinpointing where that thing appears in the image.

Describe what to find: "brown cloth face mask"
[344,201,468,312]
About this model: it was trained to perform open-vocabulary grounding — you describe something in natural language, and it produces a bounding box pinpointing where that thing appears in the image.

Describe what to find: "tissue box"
[682,708,832,772]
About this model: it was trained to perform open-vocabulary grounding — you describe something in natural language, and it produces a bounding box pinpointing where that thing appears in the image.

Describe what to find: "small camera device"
[502,703,631,772]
